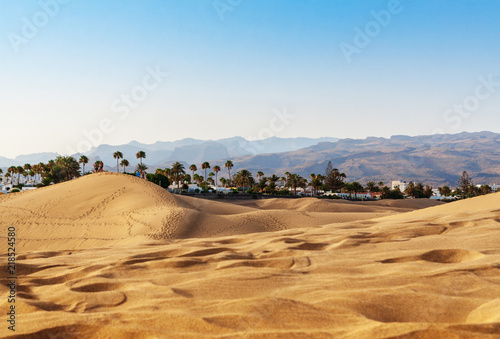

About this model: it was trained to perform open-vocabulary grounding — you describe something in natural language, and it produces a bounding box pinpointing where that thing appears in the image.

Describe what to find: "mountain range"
[2,132,499,187]
[0,137,337,169]
[228,131,500,187]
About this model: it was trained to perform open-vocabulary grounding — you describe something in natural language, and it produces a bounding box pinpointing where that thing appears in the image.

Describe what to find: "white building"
[391,180,409,192]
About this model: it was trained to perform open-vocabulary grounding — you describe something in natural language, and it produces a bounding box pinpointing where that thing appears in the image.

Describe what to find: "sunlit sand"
[1,173,499,337]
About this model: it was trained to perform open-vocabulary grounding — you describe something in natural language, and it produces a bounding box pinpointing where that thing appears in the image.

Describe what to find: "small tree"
[423,185,434,198]
[438,186,452,197]
[324,161,346,193]
[479,185,492,195]
[458,171,473,199]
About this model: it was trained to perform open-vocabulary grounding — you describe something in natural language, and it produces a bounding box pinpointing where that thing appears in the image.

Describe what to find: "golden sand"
[1,173,499,338]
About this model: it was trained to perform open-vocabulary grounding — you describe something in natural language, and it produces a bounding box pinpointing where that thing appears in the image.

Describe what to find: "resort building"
[391,180,409,192]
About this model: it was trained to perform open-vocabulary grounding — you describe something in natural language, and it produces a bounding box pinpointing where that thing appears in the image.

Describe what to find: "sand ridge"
[0,173,439,252]
[1,174,499,338]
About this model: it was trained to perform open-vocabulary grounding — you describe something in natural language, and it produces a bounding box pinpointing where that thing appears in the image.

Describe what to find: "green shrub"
[146,173,170,188]
[11,189,20,193]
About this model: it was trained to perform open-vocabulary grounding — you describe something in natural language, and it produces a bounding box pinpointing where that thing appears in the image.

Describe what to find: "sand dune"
[1,174,499,338]
[0,173,437,251]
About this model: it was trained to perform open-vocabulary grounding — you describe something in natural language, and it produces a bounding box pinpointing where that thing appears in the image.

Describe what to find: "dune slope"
[2,175,499,338]
[0,173,437,251]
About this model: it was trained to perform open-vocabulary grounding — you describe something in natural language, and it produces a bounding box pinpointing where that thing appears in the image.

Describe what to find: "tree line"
[1,152,496,200]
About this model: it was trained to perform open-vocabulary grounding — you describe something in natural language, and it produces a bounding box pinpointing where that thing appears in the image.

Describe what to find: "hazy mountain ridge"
[0,137,338,169]
[224,131,500,186]
[2,132,499,187]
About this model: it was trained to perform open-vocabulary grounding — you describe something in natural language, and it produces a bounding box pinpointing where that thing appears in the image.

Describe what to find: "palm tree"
[136,163,148,177]
[236,169,252,192]
[257,171,264,181]
[113,151,123,172]
[120,159,129,173]
[55,156,81,181]
[37,162,46,182]
[310,174,324,196]
[213,165,221,191]
[405,182,416,198]
[220,177,227,188]
[8,166,16,184]
[201,162,210,185]
[286,173,305,195]
[195,174,204,186]
[268,174,279,195]
[79,155,89,175]
[225,160,233,186]
[257,176,268,192]
[189,164,197,178]
[171,162,186,189]
[16,166,23,184]
[136,151,146,165]
[23,164,32,182]
[351,182,364,199]
[31,164,38,183]
[366,181,378,193]
[207,173,215,186]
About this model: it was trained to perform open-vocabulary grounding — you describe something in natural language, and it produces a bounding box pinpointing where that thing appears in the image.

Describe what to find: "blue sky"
[1,0,499,157]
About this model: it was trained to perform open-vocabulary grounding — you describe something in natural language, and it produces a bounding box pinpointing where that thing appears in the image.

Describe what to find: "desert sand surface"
[1,173,500,338]
[0,173,438,252]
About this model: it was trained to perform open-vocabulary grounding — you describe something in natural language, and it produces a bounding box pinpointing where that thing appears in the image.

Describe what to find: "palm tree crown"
[213,165,221,190]
[136,151,146,165]
[201,162,210,185]
[79,155,89,175]
[120,159,129,173]
[225,160,233,186]
[171,162,186,189]
[113,151,123,172]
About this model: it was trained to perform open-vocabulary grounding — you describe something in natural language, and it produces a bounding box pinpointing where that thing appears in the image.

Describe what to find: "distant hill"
[2,132,499,187]
[223,131,500,187]
[0,152,59,168]
[72,136,339,169]
[0,137,338,170]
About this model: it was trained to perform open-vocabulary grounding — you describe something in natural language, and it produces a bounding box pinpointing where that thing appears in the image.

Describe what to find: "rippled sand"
[1,173,499,338]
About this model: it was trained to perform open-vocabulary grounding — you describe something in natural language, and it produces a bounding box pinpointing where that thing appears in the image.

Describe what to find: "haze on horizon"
[1,0,499,158]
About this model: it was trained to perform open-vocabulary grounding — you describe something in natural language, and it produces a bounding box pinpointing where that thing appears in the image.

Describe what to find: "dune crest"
[0,173,439,251]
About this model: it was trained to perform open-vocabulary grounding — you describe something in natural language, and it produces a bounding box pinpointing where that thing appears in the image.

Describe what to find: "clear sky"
[1,0,499,157]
